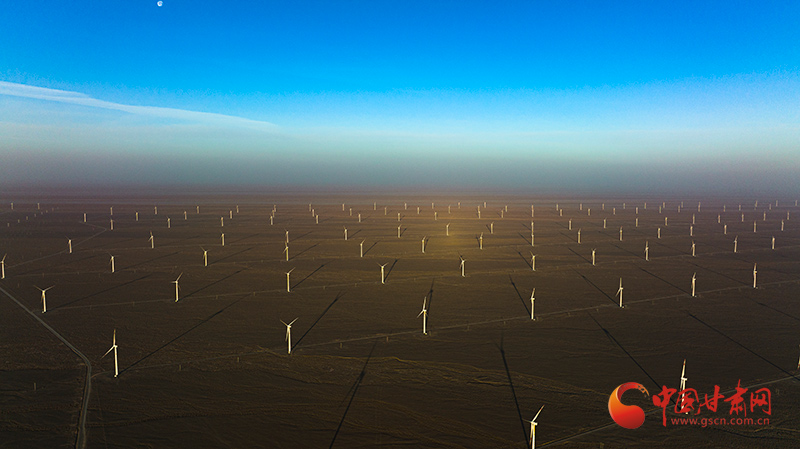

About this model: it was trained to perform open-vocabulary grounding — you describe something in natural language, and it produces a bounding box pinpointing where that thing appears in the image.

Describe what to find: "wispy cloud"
[0,81,279,131]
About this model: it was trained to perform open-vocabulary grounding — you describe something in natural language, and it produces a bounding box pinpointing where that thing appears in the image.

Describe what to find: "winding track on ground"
[0,284,91,449]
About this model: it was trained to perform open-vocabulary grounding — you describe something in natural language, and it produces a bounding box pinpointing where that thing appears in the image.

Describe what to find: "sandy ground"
[1,193,799,448]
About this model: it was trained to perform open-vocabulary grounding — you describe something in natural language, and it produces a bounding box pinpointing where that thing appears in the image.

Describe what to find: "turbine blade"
[102,346,114,358]
[289,318,298,326]
[532,404,545,421]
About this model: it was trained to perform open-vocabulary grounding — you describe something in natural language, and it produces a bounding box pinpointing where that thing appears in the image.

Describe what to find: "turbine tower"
[102,330,119,378]
[528,405,544,449]
[282,318,298,354]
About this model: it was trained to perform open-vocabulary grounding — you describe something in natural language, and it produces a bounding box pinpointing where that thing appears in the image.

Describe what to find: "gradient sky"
[1,1,799,194]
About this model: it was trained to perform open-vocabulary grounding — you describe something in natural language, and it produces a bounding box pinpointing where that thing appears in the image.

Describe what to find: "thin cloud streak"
[0,81,279,131]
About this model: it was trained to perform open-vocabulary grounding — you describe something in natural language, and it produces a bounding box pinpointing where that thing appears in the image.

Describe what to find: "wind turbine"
[220,233,225,246]
[691,241,696,257]
[691,272,696,297]
[530,287,536,320]
[83,212,87,222]
[530,252,536,271]
[102,330,119,377]
[591,248,596,266]
[724,224,727,235]
[154,206,158,215]
[35,285,53,313]
[173,273,182,302]
[281,318,298,354]
[360,240,365,258]
[109,254,115,273]
[689,225,693,236]
[753,221,757,233]
[753,263,757,289]
[679,359,688,413]
[1,253,6,279]
[421,236,426,253]
[616,278,624,308]
[734,236,738,253]
[286,268,295,292]
[418,296,428,335]
[283,244,289,261]
[568,219,572,231]
[379,263,388,284]
[167,217,171,229]
[397,224,401,238]
[460,256,465,277]
[110,218,114,230]
[479,233,483,250]
[490,222,494,233]
[135,211,139,221]
[343,227,348,240]
[577,229,581,244]
[68,238,72,254]
[149,232,154,249]
[220,216,224,227]
[657,227,661,239]
[772,236,776,250]
[644,241,649,261]
[202,247,208,267]
[619,226,623,241]
[446,223,450,236]
[184,210,187,220]
[528,405,544,449]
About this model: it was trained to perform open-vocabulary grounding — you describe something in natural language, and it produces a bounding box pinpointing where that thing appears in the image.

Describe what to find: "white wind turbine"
[460,256,465,277]
[530,287,536,320]
[109,254,115,273]
[110,218,114,230]
[167,217,171,229]
[772,236,776,250]
[360,240,365,258]
[173,273,182,302]
[691,272,696,297]
[733,236,738,253]
[479,233,483,250]
[148,232,154,249]
[281,318,298,354]
[644,241,649,261]
[619,226,623,241]
[202,247,208,267]
[220,216,224,227]
[184,210,187,220]
[379,263,388,284]
[68,238,72,254]
[591,248,596,266]
[691,241,696,257]
[84,212,87,222]
[446,223,450,236]
[102,329,119,378]
[568,218,572,230]
[421,236,426,254]
[397,225,401,238]
[343,227,348,240]
[154,206,158,215]
[1,253,6,279]
[577,228,581,244]
[490,222,494,233]
[528,405,544,449]
[35,285,54,313]
[530,252,536,271]
[285,268,295,292]
[752,263,757,289]
[135,211,139,221]
[616,278,624,308]
[220,233,225,246]
[679,359,688,413]
[283,243,289,261]
[418,296,428,335]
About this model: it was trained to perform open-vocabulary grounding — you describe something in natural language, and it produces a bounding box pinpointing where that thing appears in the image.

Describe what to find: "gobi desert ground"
[2,192,799,448]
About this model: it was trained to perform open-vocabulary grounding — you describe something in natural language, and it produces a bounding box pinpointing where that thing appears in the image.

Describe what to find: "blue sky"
[1,1,799,193]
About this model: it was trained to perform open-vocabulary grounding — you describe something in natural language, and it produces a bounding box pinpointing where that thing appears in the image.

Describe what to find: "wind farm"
[2,1,799,448]
[1,195,799,448]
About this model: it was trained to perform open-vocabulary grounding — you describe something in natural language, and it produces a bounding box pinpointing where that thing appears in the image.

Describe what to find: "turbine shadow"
[508,275,531,316]
[124,251,182,271]
[573,269,617,306]
[566,247,591,264]
[515,251,532,269]
[384,259,399,281]
[293,291,347,349]
[362,240,379,256]
[292,243,319,260]
[329,341,376,449]
[496,336,528,446]
[291,264,326,289]
[122,293,248,373]
[349,229,362,239]
[587,313,660,389]
[212,247,254,265]
[183,268,246,299]
[516,232,531,245]
[635,265,687,295]
[54,274,153,309]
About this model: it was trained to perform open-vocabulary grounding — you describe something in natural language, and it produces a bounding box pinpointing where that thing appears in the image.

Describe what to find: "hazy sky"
[1,1,799,194]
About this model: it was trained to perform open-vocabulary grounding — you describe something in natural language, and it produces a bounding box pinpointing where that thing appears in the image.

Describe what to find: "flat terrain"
[1,193,799,448]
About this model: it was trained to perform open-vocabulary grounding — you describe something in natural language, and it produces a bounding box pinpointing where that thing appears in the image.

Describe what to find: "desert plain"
[1,191,799,448]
